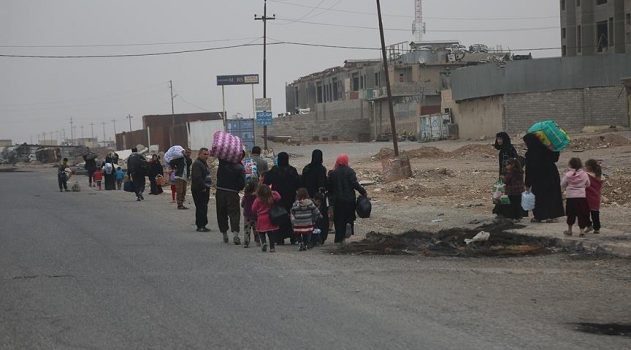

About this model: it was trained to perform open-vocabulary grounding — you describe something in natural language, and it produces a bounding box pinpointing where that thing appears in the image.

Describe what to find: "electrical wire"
[0,37,262,49]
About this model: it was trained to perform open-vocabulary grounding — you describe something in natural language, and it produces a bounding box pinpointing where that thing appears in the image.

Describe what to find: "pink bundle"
[210,131,243,163]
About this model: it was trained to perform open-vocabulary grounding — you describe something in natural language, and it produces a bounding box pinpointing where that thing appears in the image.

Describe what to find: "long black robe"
[523,133,565,221]
[264,152,301,242]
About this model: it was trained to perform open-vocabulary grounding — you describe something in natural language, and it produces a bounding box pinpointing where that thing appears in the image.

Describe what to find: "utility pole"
[376,0,399,156]
[80,125,84,139]
[126,114,133,132]
[101,122,106,143]
[69,117,74,145]
[112,119,117,136]
[255,0,275,150]
[169,80,175,145]
[90,122,95,139]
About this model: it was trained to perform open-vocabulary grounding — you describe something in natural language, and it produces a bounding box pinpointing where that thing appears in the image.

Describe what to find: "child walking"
[291,188,321,251]
[115,167,125,190]
[561,158,591,237]
[168,167,177,203]
[251,185,281,253]
[502,158,525,221]
[94,168,103,190]
[241,181,259,248]
[584,159,603,234]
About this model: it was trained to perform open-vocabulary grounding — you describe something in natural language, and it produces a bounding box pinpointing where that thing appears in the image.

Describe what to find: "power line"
[0,36,261,49]
[269,0,558,20]
[273,18,560,32]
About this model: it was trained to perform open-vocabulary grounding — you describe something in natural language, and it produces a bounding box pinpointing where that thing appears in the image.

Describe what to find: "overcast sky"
[1,0,560,144]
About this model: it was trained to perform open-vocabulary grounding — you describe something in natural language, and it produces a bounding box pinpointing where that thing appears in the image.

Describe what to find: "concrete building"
[446,53,631,139]
[281,41,511,141]
[0,140,12,147]
[561,0,631,56]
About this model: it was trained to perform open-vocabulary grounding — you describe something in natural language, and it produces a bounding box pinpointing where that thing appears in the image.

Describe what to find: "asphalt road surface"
[1,170,630,349]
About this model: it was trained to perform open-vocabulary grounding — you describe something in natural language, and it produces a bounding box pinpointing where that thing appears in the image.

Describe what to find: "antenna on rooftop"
[412,0,426,43]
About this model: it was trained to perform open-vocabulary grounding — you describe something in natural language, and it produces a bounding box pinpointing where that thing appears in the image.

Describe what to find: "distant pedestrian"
[523,133,565,222]
[169,149,192,209]
[83,148,97,187]
[127,147,147,201]
[241,181,259,248]
[561,158,591,237]
[263,152,301,244]
[102,162,116,190]
[57,158,69,192]
[191,148,212,232]
[584,159,603,235]
[148,154,164,195]
[216,153,246,244]
[302,149,327,198]
[115,167,125,190]
[251,184,281,253]
[94,167,103,190]
[494,132,518,176]
[327,154,367,243]
[291,188,321,251]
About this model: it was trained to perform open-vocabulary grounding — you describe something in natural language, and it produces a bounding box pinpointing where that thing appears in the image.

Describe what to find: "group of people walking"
[494,132,604,237]
[202,146,367,252]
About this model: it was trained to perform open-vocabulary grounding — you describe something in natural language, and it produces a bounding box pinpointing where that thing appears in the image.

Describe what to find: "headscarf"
[335,154,349,170]
[310,149,323,165]
[523,133,545,151]
[277,152,289,167]
[494,132,512,150]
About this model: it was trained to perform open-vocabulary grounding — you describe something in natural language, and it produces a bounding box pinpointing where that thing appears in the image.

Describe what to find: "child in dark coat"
[241,181,259,248]
[502,158,525,221]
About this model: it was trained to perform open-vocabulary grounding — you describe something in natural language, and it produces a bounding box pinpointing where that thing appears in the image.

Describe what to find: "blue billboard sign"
[256,111,273,126]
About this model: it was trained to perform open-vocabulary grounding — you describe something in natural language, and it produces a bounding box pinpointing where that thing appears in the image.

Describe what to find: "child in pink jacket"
[251,184,281,253]
[561,158,591,237]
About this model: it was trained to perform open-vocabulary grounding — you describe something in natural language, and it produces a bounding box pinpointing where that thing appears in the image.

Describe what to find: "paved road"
[1,170,630,349]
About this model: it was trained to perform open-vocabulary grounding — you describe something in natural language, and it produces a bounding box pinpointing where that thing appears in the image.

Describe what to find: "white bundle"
[164,145,185,163]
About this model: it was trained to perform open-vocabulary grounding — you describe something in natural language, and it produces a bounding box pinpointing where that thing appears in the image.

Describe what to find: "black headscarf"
[310,149,323,165]
[494,132,512,151]
[277,152,289,167]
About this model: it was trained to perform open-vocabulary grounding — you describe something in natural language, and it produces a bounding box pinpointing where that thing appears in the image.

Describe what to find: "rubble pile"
[373,144,496,161]
[602,176,631,207]
[571,133,631,151]
[334,221,555,257]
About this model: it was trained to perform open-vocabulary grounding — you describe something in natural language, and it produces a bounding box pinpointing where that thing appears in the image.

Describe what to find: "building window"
[626,13,630,25]
[562,45,567,56]
[596,20,609,52]
[562,28,566,39]
[596,0,607,5]
[561,0,565,11]
[332,78,339,100]
[351,73,360,91]
[576,0,580,7]
[577,25,582,53]
[374,72,381,87]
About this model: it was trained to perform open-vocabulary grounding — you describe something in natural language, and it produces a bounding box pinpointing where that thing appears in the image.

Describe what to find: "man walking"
[216,153,246,244]
[127,147,147,201]
[169,148,192,209]
[191,148,212,232]
[83,148,97,187]
[249,146,269,179]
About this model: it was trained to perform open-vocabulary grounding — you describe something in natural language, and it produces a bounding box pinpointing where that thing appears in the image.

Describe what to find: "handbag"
[123,180,135,193]
[269,204,289,226]
[356,195,372,219]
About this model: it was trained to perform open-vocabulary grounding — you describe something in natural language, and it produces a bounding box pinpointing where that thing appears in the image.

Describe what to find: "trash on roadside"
[464,231,490,245]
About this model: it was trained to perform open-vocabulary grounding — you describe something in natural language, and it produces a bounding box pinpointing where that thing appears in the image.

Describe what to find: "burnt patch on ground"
[572,323,631,337]
[334,221,562,257]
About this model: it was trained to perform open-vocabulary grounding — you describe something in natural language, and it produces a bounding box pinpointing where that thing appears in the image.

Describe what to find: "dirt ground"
[274,130,631,237]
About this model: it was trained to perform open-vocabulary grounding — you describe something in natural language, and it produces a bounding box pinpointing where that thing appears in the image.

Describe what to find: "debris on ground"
[373,144,496,161]
[465,231,490,245]
[333,221,558,257]
[571,134,631,151]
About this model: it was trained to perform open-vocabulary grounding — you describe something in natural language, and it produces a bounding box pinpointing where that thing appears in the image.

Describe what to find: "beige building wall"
[452,95,504,140]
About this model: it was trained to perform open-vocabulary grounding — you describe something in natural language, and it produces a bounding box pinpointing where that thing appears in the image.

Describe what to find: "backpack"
[243,158,259,182]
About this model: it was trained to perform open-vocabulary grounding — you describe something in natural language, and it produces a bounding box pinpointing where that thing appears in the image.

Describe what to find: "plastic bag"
[210,131,243,163]
[492,179,505,203]
[521,190,535,211]
[164,145,185,164]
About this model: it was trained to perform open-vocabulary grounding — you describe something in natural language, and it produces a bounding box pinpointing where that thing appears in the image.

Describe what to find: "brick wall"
[504,86,629,133]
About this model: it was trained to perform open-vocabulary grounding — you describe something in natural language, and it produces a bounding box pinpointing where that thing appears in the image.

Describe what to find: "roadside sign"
[216,74,260,86]
[256,111,273,126]
[255,98,272,112]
